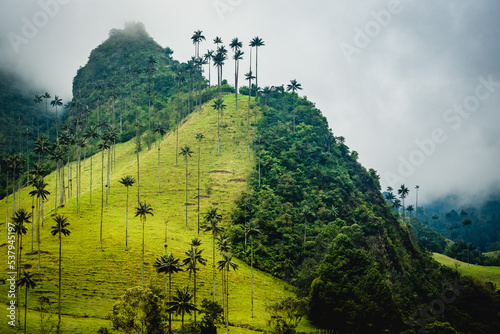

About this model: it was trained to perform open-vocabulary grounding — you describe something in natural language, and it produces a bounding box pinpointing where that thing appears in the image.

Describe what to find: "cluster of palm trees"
[150,207,238,333]
[385,184,420,220]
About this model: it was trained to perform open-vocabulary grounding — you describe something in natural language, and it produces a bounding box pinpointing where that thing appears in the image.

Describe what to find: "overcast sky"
[1,0,499,207]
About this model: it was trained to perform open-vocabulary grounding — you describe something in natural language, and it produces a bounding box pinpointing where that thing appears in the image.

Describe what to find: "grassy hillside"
[433,253,500,288]
[0,95,314,333]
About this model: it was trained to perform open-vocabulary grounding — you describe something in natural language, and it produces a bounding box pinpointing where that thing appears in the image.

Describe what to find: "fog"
[1,0,499,207]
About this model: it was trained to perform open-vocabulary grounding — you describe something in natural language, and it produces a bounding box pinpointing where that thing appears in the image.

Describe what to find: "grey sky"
[1,0,499,207]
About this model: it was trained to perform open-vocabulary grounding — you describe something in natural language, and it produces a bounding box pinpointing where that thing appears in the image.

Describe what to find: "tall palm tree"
[254,135,265,187]
[392,198,402,215]
[230,38,244,108]
[135,201,154,287]
[286,79,303,132]
[195,133,204,235]
[98,139,110,250]
[415,185,420,219]
[398,184,410,221]
[180,145,193,229]
[167,287,197,334]
[217,252,238,333]
[119,176,135,251]
[249,37,265,91]
[245,71,256,130]
[84,125,99,206]
[50,95,63,138]
[463,218,472,266]
[212,98,226,155]
[202,208,224,301]
[246,220,260,318]
[16,271,36,334]
[191,30,205,59]
[13,209,30,325]
[146,55,157,151]
[34,94,43,137]
[204,50,214,87]
[104,128,118,204]
[183,238,207,324]
[406,205,414,218]
[213,36,222,49]
[154,123,167,193]
[50,214,71,333]
[154,253,183,334]
[213,48,227,97]
[28,179,49,278]
[43,92,51,135]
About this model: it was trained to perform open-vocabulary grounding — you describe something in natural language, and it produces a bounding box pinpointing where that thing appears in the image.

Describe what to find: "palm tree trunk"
[197,144,201,235]
[251,236,254,318]
[100,150,104,250]
[158,141,161,193]
[31,197,34,252]
[125,188,129,251]
[37,198,41,278]
[106,148,110,204]
[89,155,93,206]
[168,273,172,334]
[24,285,28,334]
[54,163,58,214]
[57,233,62,333]
[212,237,216,302]
[142,217,145,288]
[185,159,188,229]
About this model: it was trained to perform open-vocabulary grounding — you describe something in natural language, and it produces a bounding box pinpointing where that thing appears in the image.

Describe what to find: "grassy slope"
[433,253,500,289]
[0,95,314,333]
[485,250,500,257]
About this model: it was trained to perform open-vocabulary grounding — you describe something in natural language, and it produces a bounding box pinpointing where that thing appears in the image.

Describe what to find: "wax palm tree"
[34,135,50,164]
[154,253,183,334]
[179,145,193,229]
[213,48,227,96]
[230,38,244,108]
[104,128,118,203]
[183,238,207,324]
[34,94,43,137]
[246,220,260,318]
[415,185,420,219]
[213,36,222,49]
[50,95,63,138]
[191,30,205,59]
[167,287,197,334]
[50,214,70,333]
[154,123,167,193]
[28,179,49,278]
[13,209,30,325]
[119,176,135,251]
[286,79,303,132]
[84,125,99,206]
[398,184,410,221]
[249,37,265,91]
[16,271,36,334]
[212,98,226,155]
[406,205,415,218]
[204,50,214,87]
[217,252,238,333]
[463,218,472,266]
[202,208,224,301]
[254,135,265,187]
[195,133,204,235]
[147,55,157,150]
[392,198,402,215]
[385,191,396,203]
[98,138,110,250]
[43,92,51,135]
[135,201,154,287]
[245,71,256,129]
[50,143,65,214]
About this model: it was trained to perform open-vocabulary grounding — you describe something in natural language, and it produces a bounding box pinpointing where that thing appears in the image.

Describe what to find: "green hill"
[0,94,314,333]
[433,253,500,288]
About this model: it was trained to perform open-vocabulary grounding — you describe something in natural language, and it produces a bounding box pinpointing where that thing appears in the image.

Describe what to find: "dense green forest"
[1,22,499,334]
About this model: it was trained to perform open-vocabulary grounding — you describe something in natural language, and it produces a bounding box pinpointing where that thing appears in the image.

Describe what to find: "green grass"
[0,95,316,333]
[433,253,500,289]
[484,250,500,257]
